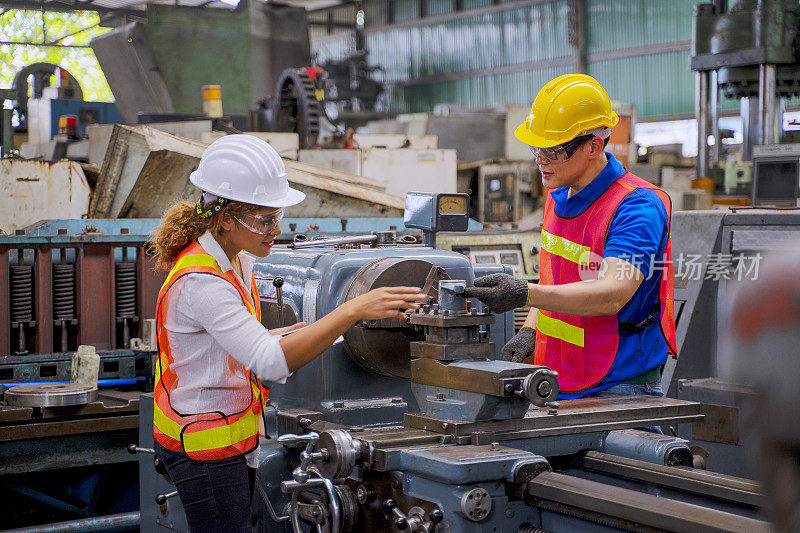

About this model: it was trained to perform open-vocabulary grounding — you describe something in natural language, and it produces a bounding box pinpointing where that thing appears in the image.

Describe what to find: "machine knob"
[429,509,444,523]
[522,369,559,407]
[383,499,409,530]
[273,277,285,326]
[383,498,398,512]
[128,444,154,455]
[155,490,178,505]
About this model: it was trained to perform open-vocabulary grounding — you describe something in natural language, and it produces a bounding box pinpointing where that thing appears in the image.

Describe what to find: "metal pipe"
[758,63,777,145]
[2,511,140,533]
[710,69,720,166]
[289,234,378,249]
[740,97,757,161]
[696,71,710,178]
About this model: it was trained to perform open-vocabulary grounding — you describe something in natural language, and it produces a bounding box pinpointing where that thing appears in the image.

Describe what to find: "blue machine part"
[279,217,482,242]
[603,429,692,466]
[412,384,531,422]
[253,244,514,427]
[402,474,538,532]
[47,99,122,139]
[14,218,481,243]
[399,445,547,485]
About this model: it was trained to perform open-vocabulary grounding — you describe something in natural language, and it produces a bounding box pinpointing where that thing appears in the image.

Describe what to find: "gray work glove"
[501,326,536,363]
[463,273,529,314]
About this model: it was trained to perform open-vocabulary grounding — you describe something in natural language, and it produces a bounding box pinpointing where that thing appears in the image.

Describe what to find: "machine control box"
[404,192,470,234]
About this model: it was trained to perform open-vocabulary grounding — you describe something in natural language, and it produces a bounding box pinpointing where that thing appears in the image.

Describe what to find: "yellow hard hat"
[515,74,619,148]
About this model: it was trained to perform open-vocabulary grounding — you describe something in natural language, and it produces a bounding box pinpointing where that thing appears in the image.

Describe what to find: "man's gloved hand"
[463,273,529,314]
[501,326,535,363]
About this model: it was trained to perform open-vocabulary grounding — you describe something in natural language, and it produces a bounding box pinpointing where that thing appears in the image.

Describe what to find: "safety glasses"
[530,134,595,163]
[235,209,285,235]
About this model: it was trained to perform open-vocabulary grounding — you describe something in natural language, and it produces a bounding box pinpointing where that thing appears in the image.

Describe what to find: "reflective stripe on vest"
[541,229,591,266]
[534,172,678,393]
[536,311,585,347]
[153,240,268,460]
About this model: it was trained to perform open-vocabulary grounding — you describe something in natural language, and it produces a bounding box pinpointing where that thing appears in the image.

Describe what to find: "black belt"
[619,303,659,334]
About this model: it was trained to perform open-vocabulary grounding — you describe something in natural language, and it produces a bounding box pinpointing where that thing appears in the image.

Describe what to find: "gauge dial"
[438,195,467,215]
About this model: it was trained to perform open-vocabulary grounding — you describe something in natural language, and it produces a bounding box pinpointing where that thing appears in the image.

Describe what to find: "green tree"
[0,9,113,102]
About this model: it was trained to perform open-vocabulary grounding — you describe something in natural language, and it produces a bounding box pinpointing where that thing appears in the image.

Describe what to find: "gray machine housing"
[255,245,514,428]
[668,209,800,479]
[136,206,772,533]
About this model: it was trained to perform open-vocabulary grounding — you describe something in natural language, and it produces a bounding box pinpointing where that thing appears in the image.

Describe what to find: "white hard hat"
[189,134,305,208]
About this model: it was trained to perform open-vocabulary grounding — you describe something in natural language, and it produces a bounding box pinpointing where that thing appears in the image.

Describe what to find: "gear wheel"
[276,68,321,148]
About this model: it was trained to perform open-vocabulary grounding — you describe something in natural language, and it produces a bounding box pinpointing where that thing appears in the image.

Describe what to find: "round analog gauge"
[438,195,467,215]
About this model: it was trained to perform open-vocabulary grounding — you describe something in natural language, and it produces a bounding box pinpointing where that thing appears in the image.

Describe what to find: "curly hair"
[148,199,261,270]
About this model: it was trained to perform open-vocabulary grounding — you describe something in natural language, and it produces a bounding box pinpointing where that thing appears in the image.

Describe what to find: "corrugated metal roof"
[586,0,703,53]
[388,64,573,112]
[311,0,706,118]
[360,3,571,81]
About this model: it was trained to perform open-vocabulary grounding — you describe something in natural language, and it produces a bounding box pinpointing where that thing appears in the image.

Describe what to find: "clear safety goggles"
[235,209,285,235]
[529,134,595,163]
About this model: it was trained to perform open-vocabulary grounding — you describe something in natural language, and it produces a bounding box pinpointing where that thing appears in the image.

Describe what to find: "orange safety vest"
[153,241,268,460]
[534,172,678,393]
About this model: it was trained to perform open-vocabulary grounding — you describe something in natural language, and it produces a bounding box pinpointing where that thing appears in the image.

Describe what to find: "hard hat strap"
[195,195,230,220]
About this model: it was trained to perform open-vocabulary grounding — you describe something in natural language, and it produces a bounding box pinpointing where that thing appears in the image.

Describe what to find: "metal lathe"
[134,193,768,532]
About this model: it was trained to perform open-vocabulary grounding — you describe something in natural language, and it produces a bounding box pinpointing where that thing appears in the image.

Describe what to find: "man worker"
[464,74,677,399]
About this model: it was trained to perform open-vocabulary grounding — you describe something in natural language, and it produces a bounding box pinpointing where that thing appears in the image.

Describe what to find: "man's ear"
[589,137,606,157]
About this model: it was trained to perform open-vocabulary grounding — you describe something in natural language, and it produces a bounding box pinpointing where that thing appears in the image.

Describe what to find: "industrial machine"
[90,1,386,149]
[750,143,800,206]
[134,193,769,532]
[666,208,800,479]
[691,0,800,183]
[0,219,163,530]
[1,62,122,160]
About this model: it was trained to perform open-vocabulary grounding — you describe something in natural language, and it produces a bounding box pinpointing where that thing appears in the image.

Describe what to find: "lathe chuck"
[343,258,447,378]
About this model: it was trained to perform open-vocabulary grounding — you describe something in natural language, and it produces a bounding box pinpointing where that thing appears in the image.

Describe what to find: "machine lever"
[128,444,155,455]
[277,432,319,447]
[278,432,320,483]
[383,498,409,530]
[273,277,284,327]
[155,490,178,505]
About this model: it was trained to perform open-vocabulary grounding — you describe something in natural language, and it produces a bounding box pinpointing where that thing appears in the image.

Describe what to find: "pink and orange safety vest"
[534,172,678,393]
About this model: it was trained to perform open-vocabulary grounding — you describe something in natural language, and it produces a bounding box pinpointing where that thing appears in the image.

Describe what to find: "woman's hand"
[269,322,307,336]
[278,286,425,373]
[345,286,426,320]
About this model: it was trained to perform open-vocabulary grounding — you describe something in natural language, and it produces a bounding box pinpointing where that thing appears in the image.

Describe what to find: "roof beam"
[0,0,143,16]
[0,40,92,47]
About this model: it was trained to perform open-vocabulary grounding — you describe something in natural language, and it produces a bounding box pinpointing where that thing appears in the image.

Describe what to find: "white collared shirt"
[162,232,290,466]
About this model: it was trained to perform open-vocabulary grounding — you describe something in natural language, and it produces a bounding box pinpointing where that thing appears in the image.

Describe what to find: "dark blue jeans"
[154,441,255,533]
[592,381,664,433]
[592,381,664,398]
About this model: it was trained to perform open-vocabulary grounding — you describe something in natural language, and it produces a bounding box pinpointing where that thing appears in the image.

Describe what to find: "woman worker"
[148,134,425,532]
